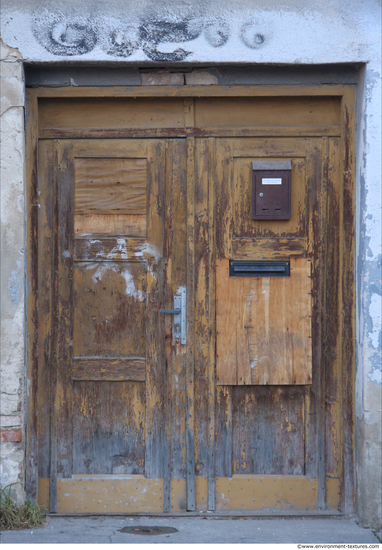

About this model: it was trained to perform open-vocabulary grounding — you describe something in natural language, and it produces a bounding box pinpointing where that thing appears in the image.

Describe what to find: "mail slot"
[229,260,290,277]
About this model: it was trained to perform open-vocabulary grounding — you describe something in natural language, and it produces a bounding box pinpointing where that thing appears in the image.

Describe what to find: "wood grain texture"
[75,157,146,214]
[233,238,307,260]
[72,381,145,475]
[216,257,312,385]
[163,140,173,513]
[73,357,146,381]
[37,140,54,485]
[194,138,210,484]
[340,88,356,513]
[325,138,342,486]
[232,386,305,475]
[74,213,146,237]
[72,138,147,159]
[215,386,233,478]
[73,261,146,357]
[35,84,350,99]
[312,137,328,509]
[303,139,325,486]
[25,89,39,503]
[39,97,185,130]
[207,138,216,510]
[74,237,146,261]
[186,137,196,510]
[161,139,189,511]
[168,140,187,484]
[195,97,341,128]
[144,140,166,482]
[216,260,239,385]
[215,139,234,259]
[54,140,75,481]
[40,126,341,140]
[183,99,195,128]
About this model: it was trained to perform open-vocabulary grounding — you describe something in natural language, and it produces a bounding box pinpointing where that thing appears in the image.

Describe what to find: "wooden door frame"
[26,84,356,513]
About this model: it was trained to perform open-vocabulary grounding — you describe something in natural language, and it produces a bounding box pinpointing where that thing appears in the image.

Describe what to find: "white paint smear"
[134,242,161,262]
[99,238,128,260]
[87,262,145,301]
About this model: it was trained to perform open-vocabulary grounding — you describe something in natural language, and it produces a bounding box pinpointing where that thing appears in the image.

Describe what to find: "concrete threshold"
[47,510,345,520]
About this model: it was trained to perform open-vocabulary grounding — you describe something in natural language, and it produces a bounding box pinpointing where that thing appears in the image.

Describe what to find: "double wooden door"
[33,93,354,514]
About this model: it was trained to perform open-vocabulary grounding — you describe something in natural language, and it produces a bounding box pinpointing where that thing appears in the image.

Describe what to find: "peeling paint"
[87,262,146,300]
[102,238,128,260]
[7,260,22,305]
[134,242,161,262]
[368,292,381,350]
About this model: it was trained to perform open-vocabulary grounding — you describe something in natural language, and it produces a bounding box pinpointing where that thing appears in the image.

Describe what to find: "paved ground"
[1,515,381,544]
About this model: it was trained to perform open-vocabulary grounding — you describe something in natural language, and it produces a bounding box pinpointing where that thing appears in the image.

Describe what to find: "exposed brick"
[0,429,22,442]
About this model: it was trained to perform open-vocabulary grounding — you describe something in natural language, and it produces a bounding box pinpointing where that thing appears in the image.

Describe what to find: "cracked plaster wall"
[0,40,25,504]
[0,0,381,526]
[355,62,382,529]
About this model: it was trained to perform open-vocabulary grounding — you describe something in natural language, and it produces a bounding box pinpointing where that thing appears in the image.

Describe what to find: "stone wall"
[0,40,25,504]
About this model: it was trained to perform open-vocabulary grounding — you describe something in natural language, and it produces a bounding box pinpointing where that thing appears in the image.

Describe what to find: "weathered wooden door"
[193,133,347,512]
[48,138,191,513]
[32,92,354,514]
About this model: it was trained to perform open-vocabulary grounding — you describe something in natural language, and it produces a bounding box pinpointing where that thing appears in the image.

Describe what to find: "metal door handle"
[159,288,186,344]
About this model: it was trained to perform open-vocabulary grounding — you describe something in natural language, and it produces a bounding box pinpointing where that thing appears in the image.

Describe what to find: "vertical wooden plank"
[237,277,251,386]
[55,140,75,480]
[216,259,238,385]
[215,386,233,477]
[37,141,54,484]
[288,258,312,384]
[49,139,58,511]
[317,138,329,509]
[25,89,39,503]
[325,137,342,490]
[145,140,166,486]
[186,137,196,511]
[304,140,325,492]
[207,137,216,511]
[169,140,188,509]
[162,140,173,513]
[215,139,233,259]
[340,88,356,514]
[194,138,210,492]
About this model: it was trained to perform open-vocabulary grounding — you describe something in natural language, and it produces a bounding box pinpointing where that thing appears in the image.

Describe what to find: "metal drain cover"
[118,526,179,535]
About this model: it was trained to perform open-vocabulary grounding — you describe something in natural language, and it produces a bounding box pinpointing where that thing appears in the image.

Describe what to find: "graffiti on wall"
[32,12,266,60]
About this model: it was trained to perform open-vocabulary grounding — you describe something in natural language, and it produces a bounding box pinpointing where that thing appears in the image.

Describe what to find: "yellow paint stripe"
[216,476,319,510]
[57,477,163,514]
